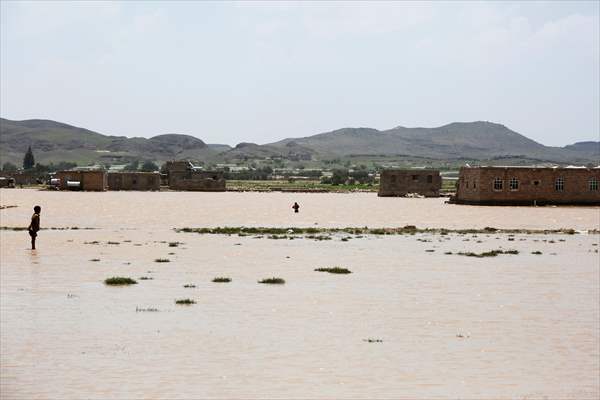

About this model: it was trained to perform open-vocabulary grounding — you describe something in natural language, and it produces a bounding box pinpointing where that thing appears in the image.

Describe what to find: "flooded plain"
[1,189,599,399]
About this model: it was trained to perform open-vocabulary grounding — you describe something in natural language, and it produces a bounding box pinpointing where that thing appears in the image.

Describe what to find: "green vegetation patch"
[258,277,285,284]
[314,267,352,274]
[104,277,137,286]
[176,226,587,237]
[457,249,519,258]
[212,277,232,283]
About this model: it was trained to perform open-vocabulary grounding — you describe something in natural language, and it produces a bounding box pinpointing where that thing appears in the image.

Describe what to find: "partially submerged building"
[165,161,225,191]
[0,171,40,186]
[55,170,107,191]
[378,169,441,197]
[107,172,160,191]
[451,166,600,206]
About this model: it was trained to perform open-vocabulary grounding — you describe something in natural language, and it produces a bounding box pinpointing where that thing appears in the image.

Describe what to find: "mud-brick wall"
[108,172,160,191]
[169,171,226,191]
[378,170,441,197]
[56,171,107,191]
[455,167,600,205]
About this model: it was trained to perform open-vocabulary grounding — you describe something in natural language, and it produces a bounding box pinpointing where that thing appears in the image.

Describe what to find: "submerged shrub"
[212,277,231,283]
[314,267,352,274]
[154,258,170,263]
[183,284,196,288]
[104,277,137,285]
[531,251,543,255]
[258,277,285,284]
[363,338,384,343]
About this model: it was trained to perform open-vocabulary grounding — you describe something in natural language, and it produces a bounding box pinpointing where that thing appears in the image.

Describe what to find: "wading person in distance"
[292,202,300,213]
[28,205,41,250]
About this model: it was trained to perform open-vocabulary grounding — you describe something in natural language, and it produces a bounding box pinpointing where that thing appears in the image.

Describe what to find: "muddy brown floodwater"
[1,189,599,399]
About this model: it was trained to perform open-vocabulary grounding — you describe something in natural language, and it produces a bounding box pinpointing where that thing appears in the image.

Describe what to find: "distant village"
[1,146,599,206]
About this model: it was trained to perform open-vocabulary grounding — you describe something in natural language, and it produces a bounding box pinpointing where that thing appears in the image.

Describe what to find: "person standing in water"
[292,202,300,213]
[28,205,41,250]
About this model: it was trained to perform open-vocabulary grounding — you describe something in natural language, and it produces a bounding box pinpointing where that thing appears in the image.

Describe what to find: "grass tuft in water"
[183,284,196,288]
[315,267,352,274]
[168,242,179,247]
[258,277,285,284]
[212,277,232,283]
[136,307,159,312]
[89,258,101,262]
[139,276,154,280]
[531,251,543,255]
[154,258,170,263]
[175,298,196,305]
[104,277,137,285]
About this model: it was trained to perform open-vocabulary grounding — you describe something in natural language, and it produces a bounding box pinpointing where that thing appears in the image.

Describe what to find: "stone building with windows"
[107,172,161,191]
[55,170,107,191]
[451,166,600,206]
[378,169,442,197]
[165,161,226,191]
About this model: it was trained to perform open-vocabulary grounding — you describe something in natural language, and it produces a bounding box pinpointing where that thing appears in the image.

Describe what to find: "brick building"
[378,169,441,197]
[55,170,107,191]
[165,161,225,191]
[452,166,600,206]
[0,171,40,186]
[107,172,160,191]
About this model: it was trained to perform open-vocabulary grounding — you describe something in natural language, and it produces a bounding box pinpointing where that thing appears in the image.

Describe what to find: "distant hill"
[0,118,222,165]
[1,118,597,166]
[265,121,598,163]
[564,141,600,157]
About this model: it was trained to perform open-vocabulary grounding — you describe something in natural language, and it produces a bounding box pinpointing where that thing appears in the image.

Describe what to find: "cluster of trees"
[223,166,273,180]
[2,160,77,173]
[3,146,161,173]
[123,160,159,172]
[321,168,374,185]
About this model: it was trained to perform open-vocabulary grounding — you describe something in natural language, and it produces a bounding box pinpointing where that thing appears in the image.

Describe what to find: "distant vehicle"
[0,177,16,188]
[49,178,61,190]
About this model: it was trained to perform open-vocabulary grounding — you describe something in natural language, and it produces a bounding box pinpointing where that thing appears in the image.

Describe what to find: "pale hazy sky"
[1,1,598,146]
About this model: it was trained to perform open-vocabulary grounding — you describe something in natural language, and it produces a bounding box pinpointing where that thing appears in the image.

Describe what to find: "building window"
[590,177,599,191]
[533,180,540,186]
[427,175,433,183]
[509,177,519,191]
[555,177,564,191]
[493,177,503,191]
[412,175,419,181]
[465,180,469,189]
[473,180,477,189]
[390,175,396,184]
